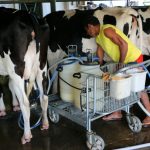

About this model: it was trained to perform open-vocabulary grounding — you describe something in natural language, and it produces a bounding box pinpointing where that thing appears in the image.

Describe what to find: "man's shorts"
[136,54,143,63]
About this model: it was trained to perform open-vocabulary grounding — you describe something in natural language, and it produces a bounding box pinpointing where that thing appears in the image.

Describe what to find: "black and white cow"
[45,7,142,93]
[0,8,49,144]
[0,7,21,116]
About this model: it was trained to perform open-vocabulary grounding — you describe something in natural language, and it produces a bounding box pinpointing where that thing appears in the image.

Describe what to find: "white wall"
[42,3,51,17]
[0,4,19,9]
[42,2,79,17]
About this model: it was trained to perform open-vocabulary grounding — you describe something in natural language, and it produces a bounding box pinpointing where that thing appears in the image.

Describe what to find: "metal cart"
[48,60,150,150]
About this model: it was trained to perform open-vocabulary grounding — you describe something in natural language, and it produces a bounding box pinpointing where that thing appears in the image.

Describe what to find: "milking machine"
[48,45,106,150]
[47,45,150,150]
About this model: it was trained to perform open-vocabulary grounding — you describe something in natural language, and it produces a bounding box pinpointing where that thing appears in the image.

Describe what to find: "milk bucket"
[126,68,147,92]
[73,62,104,111]
[59,60,79,103]
[59,60,104,111]
[110,74,131,100]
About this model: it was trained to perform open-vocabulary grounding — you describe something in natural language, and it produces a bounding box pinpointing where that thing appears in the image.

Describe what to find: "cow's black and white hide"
[0,8,21,114]
[133,7,150,55]
[0,8,49,144]
[45,7,142,94]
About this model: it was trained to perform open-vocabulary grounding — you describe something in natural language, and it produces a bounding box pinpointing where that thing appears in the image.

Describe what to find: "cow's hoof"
[13,105,20,112]
[41,123,49,130]
[21,134,32,144]
[0,110,6,117]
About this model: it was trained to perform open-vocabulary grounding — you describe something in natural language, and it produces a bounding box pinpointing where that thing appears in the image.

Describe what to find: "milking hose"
[18,85,42,130]
[18,112,42,130]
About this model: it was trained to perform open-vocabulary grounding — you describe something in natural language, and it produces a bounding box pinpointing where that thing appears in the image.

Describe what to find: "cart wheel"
[49,109,59,123]
[86,132,105,150]
[126,115,142,133]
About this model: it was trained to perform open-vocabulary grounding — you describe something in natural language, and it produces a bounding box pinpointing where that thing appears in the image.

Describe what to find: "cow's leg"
[9,77,32,144]
[36,66,49,130]
[9,80,20,112]
[0,93,6,117]
[0,85,6,116]
[26,75,35,98]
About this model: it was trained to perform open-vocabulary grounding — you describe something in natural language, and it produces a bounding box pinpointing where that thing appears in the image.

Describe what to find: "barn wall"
[42,0,146,17]
[42,2,80,16]
[0,3,19,9]
[0,1,146,17]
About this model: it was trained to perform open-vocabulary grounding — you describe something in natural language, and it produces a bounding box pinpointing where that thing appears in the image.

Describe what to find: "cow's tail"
[131,14,143,51]
[29,12,41,53]
[137,14,143,51]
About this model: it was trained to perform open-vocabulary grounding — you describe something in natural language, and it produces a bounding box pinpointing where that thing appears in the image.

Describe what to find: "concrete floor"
[0,104,150,150]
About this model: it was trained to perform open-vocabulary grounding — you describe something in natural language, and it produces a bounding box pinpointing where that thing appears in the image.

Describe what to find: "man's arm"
[97,44,104,65]
[104,27,128,63]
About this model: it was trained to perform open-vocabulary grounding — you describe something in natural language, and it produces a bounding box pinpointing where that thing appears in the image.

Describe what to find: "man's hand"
[97,45,104,65]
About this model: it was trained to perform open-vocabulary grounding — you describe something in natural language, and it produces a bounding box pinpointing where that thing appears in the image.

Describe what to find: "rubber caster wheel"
[126,115,142,133]
[49,109,59,123]
[86,132,105,150]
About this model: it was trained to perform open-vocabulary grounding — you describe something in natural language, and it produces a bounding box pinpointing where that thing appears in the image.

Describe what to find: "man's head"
[83,16,100,37]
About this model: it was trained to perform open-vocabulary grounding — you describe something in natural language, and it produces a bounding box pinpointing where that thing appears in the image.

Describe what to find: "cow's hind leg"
[9,80,20,112]
[0,94,6,117]
[0,85,6,117]
[9,77,32,144]
[36,67,49,130]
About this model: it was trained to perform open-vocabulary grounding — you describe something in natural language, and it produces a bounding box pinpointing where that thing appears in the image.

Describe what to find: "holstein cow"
[0,8,22,116]
[0,8,49,144]
[0,7,26,115]
[45,7,142,94]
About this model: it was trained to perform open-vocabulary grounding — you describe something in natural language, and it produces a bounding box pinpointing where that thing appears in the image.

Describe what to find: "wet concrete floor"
[0,104,150,150]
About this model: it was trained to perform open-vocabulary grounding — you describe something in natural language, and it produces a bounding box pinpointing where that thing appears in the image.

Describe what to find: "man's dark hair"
[83,15,100,28]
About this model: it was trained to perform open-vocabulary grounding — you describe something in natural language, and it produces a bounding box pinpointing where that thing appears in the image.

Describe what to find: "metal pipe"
[86,77,90,131]
[93,77,96,114]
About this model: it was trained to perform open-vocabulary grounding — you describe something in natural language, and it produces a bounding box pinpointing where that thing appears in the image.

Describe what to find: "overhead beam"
[0,0,50,3]
[51,0,56,12]
[55,0,126,1]
[0,0,125,3]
